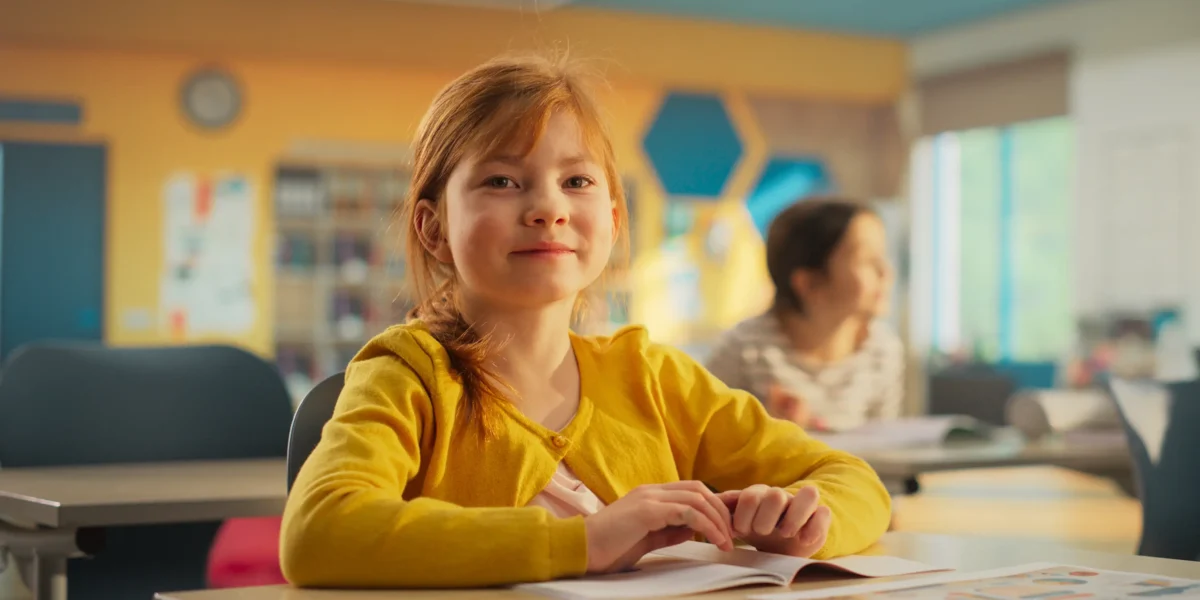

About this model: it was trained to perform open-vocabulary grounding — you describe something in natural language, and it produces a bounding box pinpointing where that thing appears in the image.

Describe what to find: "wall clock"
[181,68,242,130]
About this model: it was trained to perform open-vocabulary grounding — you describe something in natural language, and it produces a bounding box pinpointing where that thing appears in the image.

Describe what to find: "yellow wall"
[0,0,907,354]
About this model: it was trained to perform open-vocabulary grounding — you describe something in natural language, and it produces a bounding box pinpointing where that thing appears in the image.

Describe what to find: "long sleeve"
[652,344,891,559]
[279,350,587,588]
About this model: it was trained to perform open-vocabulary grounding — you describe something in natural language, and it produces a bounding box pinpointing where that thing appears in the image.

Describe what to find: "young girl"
[279,55,891,589]
[705,199,904,432]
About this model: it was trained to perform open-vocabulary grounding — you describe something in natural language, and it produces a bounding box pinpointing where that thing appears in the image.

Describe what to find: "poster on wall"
[160,172,257,338]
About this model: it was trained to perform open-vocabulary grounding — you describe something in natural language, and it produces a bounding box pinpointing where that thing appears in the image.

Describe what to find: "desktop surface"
[156,532,1200,600]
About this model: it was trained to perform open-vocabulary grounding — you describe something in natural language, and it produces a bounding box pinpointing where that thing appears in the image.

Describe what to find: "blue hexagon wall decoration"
[643,92,744,199]
[745,157,831,238]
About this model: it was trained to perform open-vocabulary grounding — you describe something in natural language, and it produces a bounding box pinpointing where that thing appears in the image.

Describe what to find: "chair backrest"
[1107,376,1200,561]
[927,364,1017,426]
[287,372,345,492]
[0,342,294,467]
[0,341,295,599]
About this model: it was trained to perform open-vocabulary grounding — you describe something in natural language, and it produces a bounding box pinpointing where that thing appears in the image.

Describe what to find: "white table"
[845,430,1134,495]
[0,458,287,600]
[155,532,1200,599]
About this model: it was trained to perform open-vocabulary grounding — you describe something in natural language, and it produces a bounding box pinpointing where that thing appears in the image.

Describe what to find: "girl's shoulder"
[571,324,709,384]
[863,319,903,353]
[344,320,459,398]
[570,323,653,366]
[354,321,446,366]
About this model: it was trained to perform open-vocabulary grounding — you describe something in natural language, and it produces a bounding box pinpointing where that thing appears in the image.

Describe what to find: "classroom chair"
[1107,376,1200,561]
[927,364,1018,426]
[0,342,294,599]
[287,372,345,492]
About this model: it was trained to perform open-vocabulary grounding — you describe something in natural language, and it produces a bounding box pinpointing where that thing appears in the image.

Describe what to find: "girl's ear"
[415,199,453,264]
[789,269,817,303]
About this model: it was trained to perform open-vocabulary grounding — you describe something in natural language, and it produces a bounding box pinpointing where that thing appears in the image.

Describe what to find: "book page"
[750,562,1200,600]
[652,541,808,581]
[815,416,990,452]
[653,542,948,580]
[820,555,951,578]
[515,542,949,600]
[514,557,783,600]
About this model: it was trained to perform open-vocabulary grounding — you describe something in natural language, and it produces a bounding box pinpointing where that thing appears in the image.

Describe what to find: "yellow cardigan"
[280,322,891,588]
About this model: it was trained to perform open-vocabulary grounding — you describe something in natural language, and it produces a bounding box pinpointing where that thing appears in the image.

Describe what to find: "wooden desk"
[0,458,287,600]
[156,533,1200,600]
[0,456,288,528]
[892,467,1142,553]
[849,430,1134,495]
[0,458,287,527]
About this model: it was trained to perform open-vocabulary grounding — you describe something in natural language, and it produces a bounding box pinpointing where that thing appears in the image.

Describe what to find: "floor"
[892,466,1142,554]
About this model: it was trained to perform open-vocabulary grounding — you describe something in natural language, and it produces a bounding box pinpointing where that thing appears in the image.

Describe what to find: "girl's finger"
[664,503,728,551]
[652,492,731,549]
[644,526,695,554]
[716,489,741,505]
[661,482,734,541]
[794,505,832,556]
[701,488,735,543]
[751,489,791,536]
[779,486,821,538]
[732,486,766,536]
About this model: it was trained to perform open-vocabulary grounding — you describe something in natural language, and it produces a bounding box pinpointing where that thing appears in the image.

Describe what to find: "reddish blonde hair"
[401,53,628,436]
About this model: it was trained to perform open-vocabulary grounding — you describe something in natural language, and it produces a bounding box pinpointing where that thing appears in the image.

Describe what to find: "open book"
[514,541,949,600]
[813,416,995,453]
[748,561,1200,600]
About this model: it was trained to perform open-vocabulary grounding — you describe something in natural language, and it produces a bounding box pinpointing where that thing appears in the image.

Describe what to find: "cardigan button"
[551,435,568,448]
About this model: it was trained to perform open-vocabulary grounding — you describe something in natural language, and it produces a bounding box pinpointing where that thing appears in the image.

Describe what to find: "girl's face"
[793,213,893,321]
[424,110,616,312]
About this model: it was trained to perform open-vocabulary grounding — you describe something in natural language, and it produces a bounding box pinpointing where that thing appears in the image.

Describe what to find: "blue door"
[0,141,106,359]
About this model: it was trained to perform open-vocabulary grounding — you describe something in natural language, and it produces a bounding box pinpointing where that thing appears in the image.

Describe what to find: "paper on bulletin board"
[160,172,257,338]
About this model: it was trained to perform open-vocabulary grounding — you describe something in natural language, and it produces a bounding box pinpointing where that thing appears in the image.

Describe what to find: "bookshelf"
[273,162,413,402]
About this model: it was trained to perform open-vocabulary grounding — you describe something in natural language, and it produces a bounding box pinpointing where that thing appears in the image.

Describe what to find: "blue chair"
[0,342,294,599]
[1107,377,1200,561]
[286,372,344,493]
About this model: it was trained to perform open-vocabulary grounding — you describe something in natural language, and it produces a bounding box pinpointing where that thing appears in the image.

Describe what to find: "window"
[910,117,1074,362]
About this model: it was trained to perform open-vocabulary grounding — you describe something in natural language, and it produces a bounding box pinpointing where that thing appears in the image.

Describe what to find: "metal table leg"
[1,522,82,600]
[27,553,68,600]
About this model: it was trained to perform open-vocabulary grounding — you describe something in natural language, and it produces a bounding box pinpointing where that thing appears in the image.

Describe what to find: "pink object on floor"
[206,517,287,588]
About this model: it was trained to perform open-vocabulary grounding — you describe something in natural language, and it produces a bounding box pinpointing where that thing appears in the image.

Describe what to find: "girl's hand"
[767,386,829,431]
[717,485,831,557]
[767,385,810,426]
[583,481,735,573]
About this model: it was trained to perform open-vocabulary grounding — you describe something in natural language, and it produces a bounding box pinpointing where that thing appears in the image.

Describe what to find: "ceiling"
[417,0,1083,38]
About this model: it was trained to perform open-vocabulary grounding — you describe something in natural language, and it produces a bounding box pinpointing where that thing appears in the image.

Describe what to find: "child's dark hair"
[765,197,874,315]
